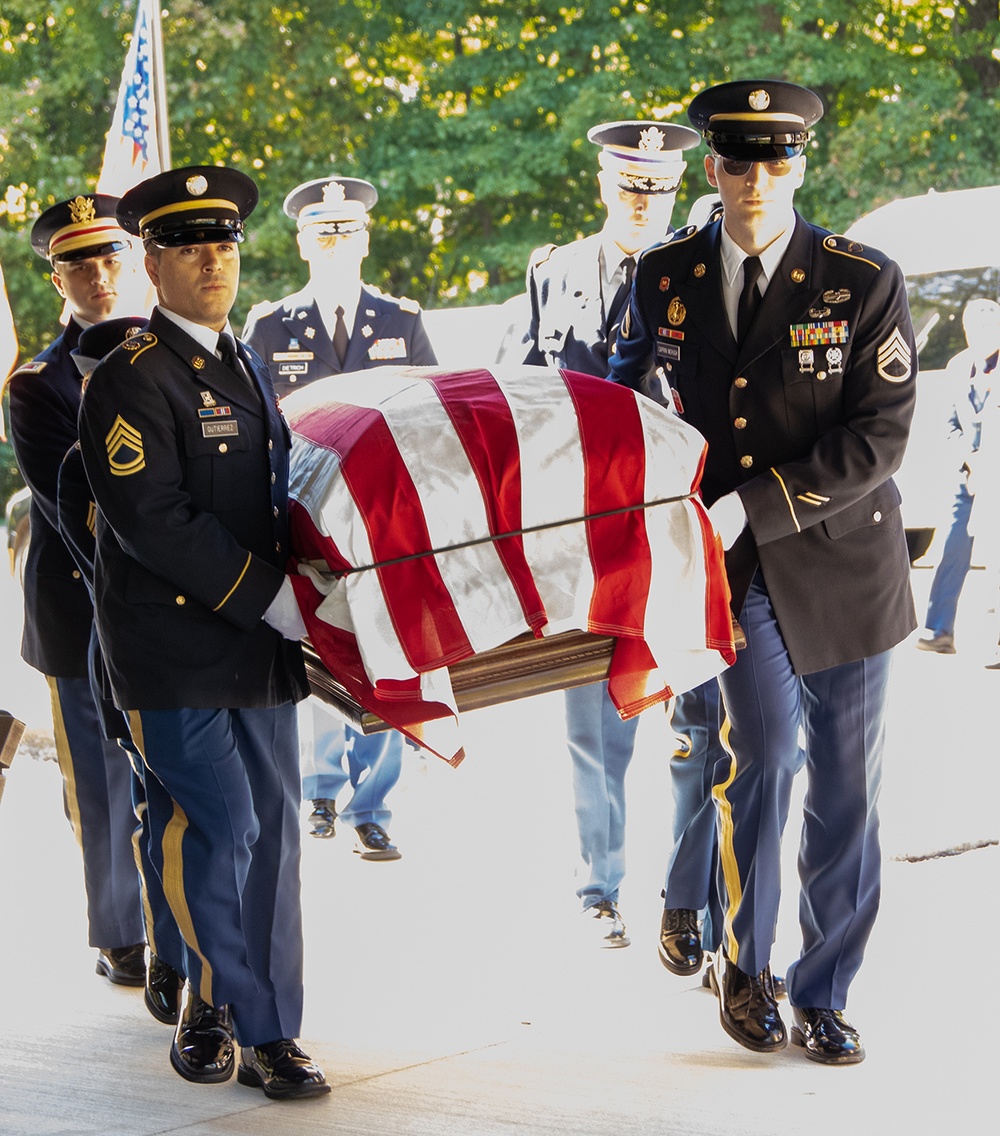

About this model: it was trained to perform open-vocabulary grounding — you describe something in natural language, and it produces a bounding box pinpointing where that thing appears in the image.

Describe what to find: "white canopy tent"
[844,185,1000,277]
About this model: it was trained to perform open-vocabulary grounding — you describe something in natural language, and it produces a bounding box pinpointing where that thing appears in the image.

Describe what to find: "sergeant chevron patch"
[876,327,912,383]
[105,415,145,476]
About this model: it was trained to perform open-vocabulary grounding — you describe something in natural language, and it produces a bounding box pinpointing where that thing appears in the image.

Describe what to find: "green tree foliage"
[1,1,998,354]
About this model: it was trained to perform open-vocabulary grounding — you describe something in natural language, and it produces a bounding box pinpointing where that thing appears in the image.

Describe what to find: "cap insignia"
[68,196,96,224]
[748,89,770,111]
[323,182,347,204]
[185,175,209,197]
[639,126,666,152]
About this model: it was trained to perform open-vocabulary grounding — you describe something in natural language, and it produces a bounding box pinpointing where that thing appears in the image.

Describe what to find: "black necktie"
[605,256,636,341]
[217,333,241,375]
[737,256,763,343]
[333,305,350,367]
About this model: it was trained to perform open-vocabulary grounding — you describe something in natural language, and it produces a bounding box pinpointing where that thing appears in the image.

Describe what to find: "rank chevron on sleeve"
[105,415,146,476]
[876,327,912,383]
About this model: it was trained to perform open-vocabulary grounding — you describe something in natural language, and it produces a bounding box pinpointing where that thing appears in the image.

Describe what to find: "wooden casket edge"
[303,630,615,734]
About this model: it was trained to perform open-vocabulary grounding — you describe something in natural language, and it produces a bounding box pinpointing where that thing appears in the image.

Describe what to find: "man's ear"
[144,252,161,290]
[704,154,719,188]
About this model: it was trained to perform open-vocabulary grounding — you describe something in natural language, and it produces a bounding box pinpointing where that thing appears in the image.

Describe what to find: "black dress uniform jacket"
[242,285,437,399]
[8,319,93,677]
[78,309,308,710]
[609,213,917,674]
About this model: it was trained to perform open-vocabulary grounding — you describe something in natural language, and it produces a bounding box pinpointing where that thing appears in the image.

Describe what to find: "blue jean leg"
[565,680,639,908]
[299,700,401,828]
[925,479,974,636]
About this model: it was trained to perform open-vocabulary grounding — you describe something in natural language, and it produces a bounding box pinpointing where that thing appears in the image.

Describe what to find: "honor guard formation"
[5,70,949,1103]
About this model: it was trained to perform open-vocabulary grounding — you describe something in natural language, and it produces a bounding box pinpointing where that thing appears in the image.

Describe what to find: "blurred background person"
[245,175,438,861]
[916,298,1000,655]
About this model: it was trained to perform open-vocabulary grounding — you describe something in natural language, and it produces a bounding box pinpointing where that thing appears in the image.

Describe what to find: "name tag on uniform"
[368,337,406,360]
[656,342,681,361]
[202,421,239,438]
[272,351,314,361]
[278,362,309,375]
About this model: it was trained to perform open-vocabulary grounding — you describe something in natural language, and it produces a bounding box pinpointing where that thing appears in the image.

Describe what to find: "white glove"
[262,575,307,641]
[708,491,747,550]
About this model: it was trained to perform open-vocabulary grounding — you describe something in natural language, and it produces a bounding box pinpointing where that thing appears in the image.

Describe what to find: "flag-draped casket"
[286,366,734,763]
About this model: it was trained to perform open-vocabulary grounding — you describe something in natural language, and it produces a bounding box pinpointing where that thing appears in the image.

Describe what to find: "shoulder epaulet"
[707,204,725,225]
[9,360,47,377]
[398,295,420,314]
[666,224,698,246]
[821,234,888,271]
[117,330,158,364]
[528,243,557,270]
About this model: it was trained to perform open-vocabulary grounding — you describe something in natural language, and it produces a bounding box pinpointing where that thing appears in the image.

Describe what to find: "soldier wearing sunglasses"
[609,79,916,1065]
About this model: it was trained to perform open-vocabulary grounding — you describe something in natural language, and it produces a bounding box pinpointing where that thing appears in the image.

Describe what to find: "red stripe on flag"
[563,372,653,637]
[297,400,473,669]
[426,369,547,634]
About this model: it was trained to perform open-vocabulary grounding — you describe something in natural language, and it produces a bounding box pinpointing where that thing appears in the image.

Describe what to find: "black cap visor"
[51,238,131,264]
[706,132,808,162]
[143,218,245,248]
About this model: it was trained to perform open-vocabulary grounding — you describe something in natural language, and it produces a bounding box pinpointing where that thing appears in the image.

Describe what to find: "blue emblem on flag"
[122,9,151,163]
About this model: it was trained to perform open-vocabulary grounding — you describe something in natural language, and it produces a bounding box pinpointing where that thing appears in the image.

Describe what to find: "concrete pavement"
[0,555,995,1136]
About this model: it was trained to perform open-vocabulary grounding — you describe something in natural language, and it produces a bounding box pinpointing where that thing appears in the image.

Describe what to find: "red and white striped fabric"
[286,365,734,763]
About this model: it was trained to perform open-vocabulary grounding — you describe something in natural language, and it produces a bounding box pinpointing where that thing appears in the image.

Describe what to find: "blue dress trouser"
[48,675,144,950]
[299,699,402,828]
[664,680,727,952]
[565,680,640,909]
[924,479,975,636]
[128,704,304,1047]
[714,573,890,1010]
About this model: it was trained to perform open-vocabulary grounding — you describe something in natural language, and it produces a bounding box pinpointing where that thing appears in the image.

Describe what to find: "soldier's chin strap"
[323,494,697,578]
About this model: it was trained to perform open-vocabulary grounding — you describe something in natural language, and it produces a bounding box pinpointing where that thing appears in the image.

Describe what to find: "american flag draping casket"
[285,365,735,764]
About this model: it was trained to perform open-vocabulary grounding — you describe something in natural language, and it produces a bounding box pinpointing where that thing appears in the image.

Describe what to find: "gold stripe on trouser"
[128,711,214,1005]
[712,714,743,966]
[46,676,84,852]
[126,761,158,954]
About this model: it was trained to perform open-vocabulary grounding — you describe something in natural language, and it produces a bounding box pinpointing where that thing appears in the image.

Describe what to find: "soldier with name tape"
[609,79,917,1064]
[244,175,437,862]
[78,166,329,1100]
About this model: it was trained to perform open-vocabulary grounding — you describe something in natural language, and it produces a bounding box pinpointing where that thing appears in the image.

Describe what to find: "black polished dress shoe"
[169,982,234,1083]
[95,942,146,986]
[791,1006,866,1065]
[716,954,786,1053]
[307,798,337,839]
[145,953,183,1025]
[658,908,702,975]
[237,1039,331,1099]
[705,960,786,999]
[353,822,402,861]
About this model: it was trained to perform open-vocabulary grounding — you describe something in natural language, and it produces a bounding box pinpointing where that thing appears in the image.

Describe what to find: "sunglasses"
[719,157,795,177]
